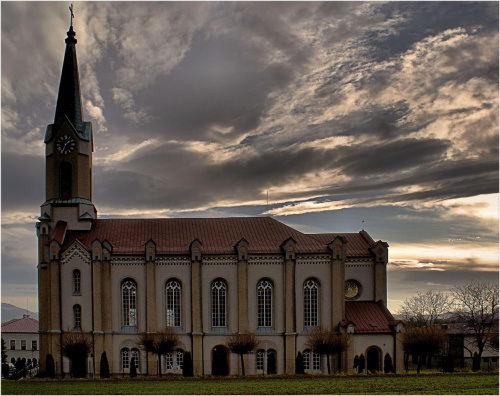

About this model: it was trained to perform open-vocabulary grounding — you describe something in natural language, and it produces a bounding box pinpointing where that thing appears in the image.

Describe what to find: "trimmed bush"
[359,354,366,374]
[99,352,110,378]
[46,354,55,378]
[182,351,194,377]
[353,355,360,373]
[443,352,454,373]
[130,358,137,377]
[384,353,394,373]
[295,352,305,374]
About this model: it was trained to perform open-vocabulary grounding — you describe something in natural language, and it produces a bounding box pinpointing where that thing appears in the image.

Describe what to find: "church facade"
[37,21,404,377]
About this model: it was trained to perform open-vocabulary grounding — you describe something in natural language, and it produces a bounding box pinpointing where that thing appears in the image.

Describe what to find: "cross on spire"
[69,3,74,27]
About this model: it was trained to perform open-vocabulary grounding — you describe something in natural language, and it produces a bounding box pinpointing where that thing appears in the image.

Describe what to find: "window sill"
[256,327,276,334]
[121,326,138,333]
[73,291,82,296]
[211,327,229,334]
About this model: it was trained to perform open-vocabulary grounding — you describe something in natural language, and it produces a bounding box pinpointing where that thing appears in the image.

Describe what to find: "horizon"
[1,1,498,313]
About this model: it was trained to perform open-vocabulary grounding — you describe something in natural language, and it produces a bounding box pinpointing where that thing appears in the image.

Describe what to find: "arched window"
[256,349,265,371]
[121,348,130,370]
[257,279,273,327]
[166,279,181,327]
[303,349,320,371]
[211,280,227,328]
[303,279,319,327]
[131,348,140,370]
[59,162,72,199]
[73,269,81,294]
[303,349,310,370]
[73,304,81,330]
[176,349,184,370]
[122,279,137,328]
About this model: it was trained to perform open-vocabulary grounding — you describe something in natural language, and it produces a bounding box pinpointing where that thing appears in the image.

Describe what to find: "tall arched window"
[304,279,319,327]
[122,279,137,328]
[176,349,184,370]
[73,304,81,330]
[121,348,130,370]
[256,349,265,371]
[211,280,227,327]
[257,279,273,327]
[59,162,72,199]
[166,279,181,327]
[73,269,81,294]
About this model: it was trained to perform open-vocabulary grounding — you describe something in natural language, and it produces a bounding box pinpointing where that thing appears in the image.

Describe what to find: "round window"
[345,280,361,300]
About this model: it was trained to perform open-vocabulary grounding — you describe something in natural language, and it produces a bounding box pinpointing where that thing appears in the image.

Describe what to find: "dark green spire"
[54,21,83,133]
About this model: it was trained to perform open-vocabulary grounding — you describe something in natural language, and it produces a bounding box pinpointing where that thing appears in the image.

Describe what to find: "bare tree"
[400,326,447,374]
[137,327,180,377]
[398,290,453,327]
[306,327,349,374]
[452,280,499,362]
[226,332,260,376]
[58,331,92,378]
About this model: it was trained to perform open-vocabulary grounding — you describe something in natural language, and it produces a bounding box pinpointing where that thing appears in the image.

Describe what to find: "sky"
[1,1,498,314]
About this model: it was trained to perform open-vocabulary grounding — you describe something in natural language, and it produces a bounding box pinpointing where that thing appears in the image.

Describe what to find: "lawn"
[1,372,498,395]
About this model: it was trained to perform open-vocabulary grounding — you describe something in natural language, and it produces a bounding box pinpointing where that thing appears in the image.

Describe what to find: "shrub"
[384,353,394,373]
[182,351,193,377]
[359,354,365,374]
[472,352,480,372]
[443,352,454,373]
[130,358,137,377]
[46,354,55,378]
[99,352,110,378]
[353,355,360,373]
[295,352,305,374]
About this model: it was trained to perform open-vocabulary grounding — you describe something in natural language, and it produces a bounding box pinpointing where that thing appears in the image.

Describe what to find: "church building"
[37,20,404,377]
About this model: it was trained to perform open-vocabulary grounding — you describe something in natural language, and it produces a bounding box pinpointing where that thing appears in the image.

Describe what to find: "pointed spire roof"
[54,21,84,133]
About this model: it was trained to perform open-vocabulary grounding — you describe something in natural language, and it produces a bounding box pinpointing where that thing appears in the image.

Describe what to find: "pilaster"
[328,237,347,330]
[145,240,157,332]
[370,241,389,305]
[281,238,296,374]
[190,239,203,376]
[235,239,249,332]
[394,323,405,373]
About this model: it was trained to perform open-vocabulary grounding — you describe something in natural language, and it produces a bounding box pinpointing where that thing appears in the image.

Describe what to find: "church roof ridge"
[61,216,331,255]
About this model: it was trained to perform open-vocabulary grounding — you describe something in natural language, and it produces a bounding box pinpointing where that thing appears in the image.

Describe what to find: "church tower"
[37,11,96,373]
[39,14,96,233]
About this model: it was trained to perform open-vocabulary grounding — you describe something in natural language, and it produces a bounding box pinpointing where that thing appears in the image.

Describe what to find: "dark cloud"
[1,2,498,311]
[1,152,45,211]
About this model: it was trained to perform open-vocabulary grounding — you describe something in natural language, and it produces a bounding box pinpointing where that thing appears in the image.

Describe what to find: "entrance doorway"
[212,345,229,376]
[366,347,381,372]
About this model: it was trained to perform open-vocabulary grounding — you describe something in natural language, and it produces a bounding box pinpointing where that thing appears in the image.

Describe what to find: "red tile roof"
[1,316,39,333]
[61,217,331,255]
[51,221,68,245]
[344,301,399,333]
[307,231,375,257]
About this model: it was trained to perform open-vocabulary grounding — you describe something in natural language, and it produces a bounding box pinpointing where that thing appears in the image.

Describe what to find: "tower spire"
[54,4,83,133]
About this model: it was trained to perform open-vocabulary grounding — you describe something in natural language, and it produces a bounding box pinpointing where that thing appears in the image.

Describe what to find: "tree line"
[398,280,498,373]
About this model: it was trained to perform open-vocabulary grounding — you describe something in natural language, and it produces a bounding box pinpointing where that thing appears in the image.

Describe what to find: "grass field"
[1,373,498,395]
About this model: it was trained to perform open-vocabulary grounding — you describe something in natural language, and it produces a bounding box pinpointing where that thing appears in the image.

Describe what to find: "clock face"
[345,280,361,300]
[56,135,76,155]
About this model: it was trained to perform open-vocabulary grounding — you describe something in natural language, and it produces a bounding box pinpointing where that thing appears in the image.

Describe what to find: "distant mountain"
[1,303,38,323]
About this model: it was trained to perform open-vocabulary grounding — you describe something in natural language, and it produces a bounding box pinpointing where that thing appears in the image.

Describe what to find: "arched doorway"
[212,345,229,376]
[366,347,381,372]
